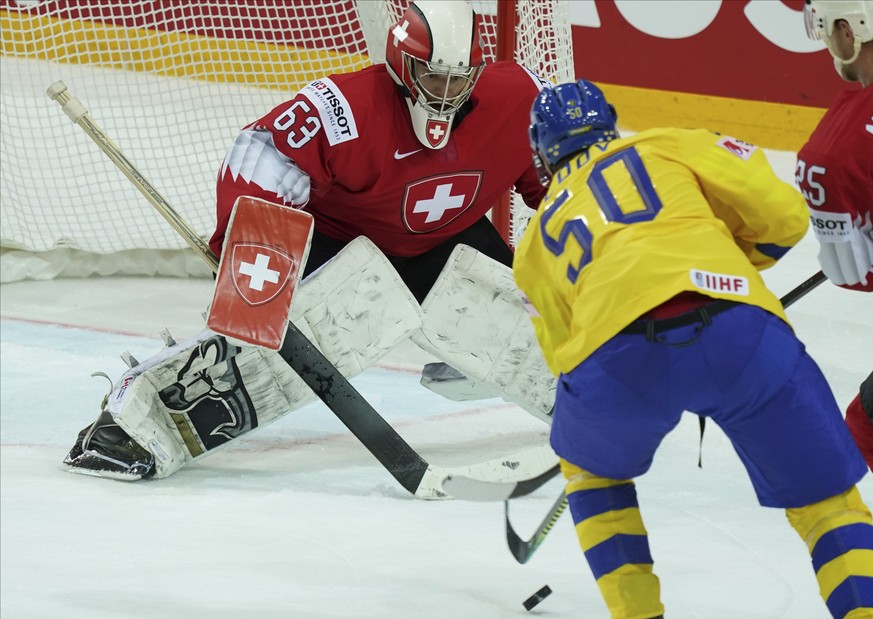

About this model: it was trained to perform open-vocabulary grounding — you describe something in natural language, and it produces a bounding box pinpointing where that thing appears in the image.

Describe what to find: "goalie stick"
[442,452,559,500]
[503,268,831,562]
[46,81,557,500]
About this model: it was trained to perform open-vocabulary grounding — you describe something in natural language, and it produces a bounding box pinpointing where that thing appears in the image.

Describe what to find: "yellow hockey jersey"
[514,128,808,376]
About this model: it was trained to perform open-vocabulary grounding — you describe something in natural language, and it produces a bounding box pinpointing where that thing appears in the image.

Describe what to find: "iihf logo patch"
[690,269,750,296]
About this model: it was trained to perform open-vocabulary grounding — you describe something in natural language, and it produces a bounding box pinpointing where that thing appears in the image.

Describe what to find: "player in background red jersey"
[800,0,873,469]
[210,0,547,303]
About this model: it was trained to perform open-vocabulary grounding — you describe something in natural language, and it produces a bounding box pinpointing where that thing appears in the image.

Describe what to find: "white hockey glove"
[810,207,873,286]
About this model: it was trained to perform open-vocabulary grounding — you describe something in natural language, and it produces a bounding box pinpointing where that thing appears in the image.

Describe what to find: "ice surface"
[2,72,871,619]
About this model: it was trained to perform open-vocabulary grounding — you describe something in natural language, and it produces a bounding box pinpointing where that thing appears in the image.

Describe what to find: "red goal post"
[0,0,574,282]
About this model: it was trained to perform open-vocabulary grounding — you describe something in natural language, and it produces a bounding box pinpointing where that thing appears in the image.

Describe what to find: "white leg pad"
[289,236,423,375]
[109,237,423,478]
[410,244,555,423]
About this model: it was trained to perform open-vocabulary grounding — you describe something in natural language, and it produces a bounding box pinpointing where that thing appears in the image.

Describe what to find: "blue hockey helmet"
[529,79,618,177]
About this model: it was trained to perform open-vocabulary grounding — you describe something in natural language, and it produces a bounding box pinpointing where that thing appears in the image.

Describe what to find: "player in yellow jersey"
[514,79,873,619]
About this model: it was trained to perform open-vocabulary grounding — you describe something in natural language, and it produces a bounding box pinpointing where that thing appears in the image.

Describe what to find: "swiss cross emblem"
[402,172,482,232]
[230,242,295,306]
[425,118,450,147]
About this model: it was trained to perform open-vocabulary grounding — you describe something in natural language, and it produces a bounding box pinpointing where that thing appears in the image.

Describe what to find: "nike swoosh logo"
[394,148,422,160]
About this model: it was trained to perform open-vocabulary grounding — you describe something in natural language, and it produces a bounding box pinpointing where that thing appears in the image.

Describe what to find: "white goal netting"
[0,0,573,282]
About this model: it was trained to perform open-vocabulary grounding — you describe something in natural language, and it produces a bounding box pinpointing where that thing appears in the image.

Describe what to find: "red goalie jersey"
[796,87,873,291]
[210,62,547,258]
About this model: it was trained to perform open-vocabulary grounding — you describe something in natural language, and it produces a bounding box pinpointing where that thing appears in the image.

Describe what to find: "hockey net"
[0,0,573,282]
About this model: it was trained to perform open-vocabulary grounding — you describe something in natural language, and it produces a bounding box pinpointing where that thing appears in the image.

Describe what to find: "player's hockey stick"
[506,490,568,564]
[46,81,556,500]
[503,269,830,562]
[780,270,826,307]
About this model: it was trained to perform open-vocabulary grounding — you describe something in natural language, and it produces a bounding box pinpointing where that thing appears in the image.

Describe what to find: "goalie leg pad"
[109,333,305,478]
[289,236,423,375]
[90,237,423,478]
[411,244,555,423]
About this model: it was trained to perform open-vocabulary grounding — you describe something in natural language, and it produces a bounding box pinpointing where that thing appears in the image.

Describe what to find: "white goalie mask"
[385,0,485,149]
[804,0,873,75]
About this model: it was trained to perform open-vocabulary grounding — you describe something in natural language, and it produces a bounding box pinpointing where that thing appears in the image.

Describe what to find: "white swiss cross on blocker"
[238,253,280,291]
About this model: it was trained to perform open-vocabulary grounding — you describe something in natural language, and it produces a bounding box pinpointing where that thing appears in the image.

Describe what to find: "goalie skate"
[63,377,155,481]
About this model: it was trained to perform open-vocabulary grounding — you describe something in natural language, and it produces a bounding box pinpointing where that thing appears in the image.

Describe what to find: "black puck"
[523,585,552,611]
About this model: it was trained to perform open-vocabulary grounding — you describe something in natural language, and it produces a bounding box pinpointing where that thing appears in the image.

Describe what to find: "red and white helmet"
[804,0,873,71]
[386,0,485,149]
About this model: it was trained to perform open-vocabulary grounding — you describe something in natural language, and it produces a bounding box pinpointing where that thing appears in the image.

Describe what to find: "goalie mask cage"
[0,0,574,282]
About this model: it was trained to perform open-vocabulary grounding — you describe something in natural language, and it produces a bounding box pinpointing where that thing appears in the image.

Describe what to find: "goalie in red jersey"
[800,0,873,470]
[63,0,557,481]
[210,0,547,302]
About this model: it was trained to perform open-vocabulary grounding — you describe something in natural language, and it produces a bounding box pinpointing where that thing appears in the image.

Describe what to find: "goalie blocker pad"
[207,196,314,350]
[411,244,556,423]
[108,237,423,478]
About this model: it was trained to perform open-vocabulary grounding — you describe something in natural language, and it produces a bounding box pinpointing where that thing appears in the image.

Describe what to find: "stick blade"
[505,492,569,564]
[442,463,560,501]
